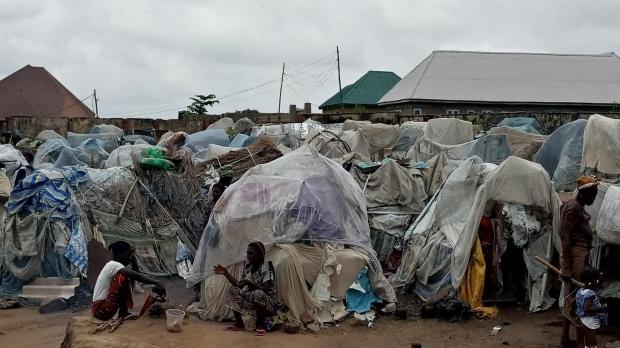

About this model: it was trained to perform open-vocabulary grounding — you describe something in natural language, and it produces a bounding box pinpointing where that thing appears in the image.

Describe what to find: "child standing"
[575,267,608,348]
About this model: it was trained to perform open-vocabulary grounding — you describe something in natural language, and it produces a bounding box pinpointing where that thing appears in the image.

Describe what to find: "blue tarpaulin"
[346,267,382,313]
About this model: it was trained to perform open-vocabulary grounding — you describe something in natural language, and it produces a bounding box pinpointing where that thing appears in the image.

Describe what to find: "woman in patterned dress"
[214,241,280,336]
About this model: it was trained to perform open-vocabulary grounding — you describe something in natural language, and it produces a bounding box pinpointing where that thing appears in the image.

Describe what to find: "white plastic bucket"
[166,309,185,333]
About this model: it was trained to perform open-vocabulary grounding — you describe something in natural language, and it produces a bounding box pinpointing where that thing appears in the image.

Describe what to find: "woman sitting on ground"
[214,241,280,336]
[92,241,166,321]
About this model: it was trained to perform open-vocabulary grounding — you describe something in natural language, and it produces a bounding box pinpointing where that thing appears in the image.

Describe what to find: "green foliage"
[187,94,219,115]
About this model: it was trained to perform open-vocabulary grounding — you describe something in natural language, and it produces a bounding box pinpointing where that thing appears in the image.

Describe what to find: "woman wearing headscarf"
[559,175,599,347]
[214,241,280,336]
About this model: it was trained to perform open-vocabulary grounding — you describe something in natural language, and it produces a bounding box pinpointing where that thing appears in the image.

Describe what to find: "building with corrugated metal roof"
[320,71,400,113]
[0,65,94,120]
[378,51,620,115]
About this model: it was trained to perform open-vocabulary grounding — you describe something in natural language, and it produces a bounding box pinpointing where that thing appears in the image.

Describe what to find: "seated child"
[92,241,166,321]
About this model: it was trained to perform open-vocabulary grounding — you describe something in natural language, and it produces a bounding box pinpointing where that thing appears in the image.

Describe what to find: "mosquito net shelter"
[581,114,620,177]
[423,118,473,145]
[534,119,586,191]
[393,156,561,313]
[189,145,395,317]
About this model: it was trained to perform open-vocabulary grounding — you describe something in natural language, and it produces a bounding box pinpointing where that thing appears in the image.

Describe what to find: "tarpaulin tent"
[488,126,546,160]
[406,134,510,164]
[342,120,400,157]
[67,132,119,153]
[498,117,543,134]
[0,167,89,295]
[581,114,620,176]
[393,156,561,312]
[104,144,157,168]
[534,119,586,191]
[189,145,395,317]
[423,118,473,145]
[184,129,231,153]
[393,122,426,158]
[90,124,124,138]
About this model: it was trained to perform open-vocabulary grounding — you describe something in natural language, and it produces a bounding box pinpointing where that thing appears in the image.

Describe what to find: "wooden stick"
[534,255,585,288]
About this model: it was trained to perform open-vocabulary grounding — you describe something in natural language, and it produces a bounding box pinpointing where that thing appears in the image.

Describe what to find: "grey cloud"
[1,0,618,118]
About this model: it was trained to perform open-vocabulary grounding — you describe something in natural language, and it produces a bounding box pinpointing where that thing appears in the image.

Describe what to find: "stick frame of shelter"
[135,178,197,256]
[117,178,139,221]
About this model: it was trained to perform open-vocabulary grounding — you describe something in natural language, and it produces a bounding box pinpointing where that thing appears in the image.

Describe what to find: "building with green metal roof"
[319,71,400,113]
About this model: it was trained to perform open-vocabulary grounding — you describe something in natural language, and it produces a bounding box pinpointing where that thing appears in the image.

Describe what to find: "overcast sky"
[1,0,619,118]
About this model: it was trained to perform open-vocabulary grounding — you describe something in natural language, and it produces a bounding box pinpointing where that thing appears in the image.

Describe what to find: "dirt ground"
[1,278,619,348]
[1,304,619,348]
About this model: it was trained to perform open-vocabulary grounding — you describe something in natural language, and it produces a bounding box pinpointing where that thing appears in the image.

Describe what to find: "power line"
[44,93,93,116]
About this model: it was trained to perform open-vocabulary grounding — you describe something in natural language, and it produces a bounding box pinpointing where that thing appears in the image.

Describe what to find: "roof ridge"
[433,50,616,58]
[410,51,436,99]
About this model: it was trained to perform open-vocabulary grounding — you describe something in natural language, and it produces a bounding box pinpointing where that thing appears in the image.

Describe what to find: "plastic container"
[166,309,185,333]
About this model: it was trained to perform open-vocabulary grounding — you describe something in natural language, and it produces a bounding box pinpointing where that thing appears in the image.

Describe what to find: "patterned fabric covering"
[6,166,89,275]
[227,261,280,318]
[576,288,608,328]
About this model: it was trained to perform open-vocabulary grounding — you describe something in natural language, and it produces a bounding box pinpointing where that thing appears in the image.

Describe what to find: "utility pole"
[93,89,99,118]
[278,63,285,114]
[337,46,343,112]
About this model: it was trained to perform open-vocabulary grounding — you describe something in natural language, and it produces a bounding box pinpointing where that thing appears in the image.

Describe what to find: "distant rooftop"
[0,65,94,119]
[320,71,401,109]
[379,50,620,105]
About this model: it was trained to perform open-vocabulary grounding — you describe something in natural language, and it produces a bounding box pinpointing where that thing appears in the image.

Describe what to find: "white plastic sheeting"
[191,144,238,165]
[393,122,426,158]
[184,129,231,152]
[406,134,510,164]
[342,120,400,155]
[36,130,65,141]
[394,156,560,312]
[188,145,395,303]
[582,114,620,175]
[488,126,546,160]
[207,117,235,130]
[352,159,427,214]
[534,120,586,192]
[423,118,473,145]
[104,144,156,168]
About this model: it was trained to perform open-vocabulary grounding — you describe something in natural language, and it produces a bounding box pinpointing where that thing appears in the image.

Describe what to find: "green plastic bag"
[143,147,165,159]
[140,158,175,171]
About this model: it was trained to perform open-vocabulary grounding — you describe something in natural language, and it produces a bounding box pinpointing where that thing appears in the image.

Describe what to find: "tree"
[186,94,219,115]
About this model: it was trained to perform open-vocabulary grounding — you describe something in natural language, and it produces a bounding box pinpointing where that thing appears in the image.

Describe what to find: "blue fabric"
[6,167,89,275]
[576,288,608,325]
[229,134,251,147]
[346,267,382,313]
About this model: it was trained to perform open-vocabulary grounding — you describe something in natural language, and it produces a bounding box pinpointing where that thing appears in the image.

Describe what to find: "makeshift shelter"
[393,156,561,313]
[184,129,230,153]
[581,114,620,176]
[393,122,426,159]
[36,130,65,141]
[91,124,124,138]
[488,126,546,160]
[498,117,543,134]
[67,132,119,153]
[189,146,395,321]
[0,167,89,295]
[350,159,426,264]
[534,119,586,191]
[423,118,473,145]
[406,134,510,164]
[342,120,400,158]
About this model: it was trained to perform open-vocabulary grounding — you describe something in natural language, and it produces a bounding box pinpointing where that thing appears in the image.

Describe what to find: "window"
[481,110,493,114]
[466,110,475,114]
[413,108,422,115]
[446,109,459,115]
